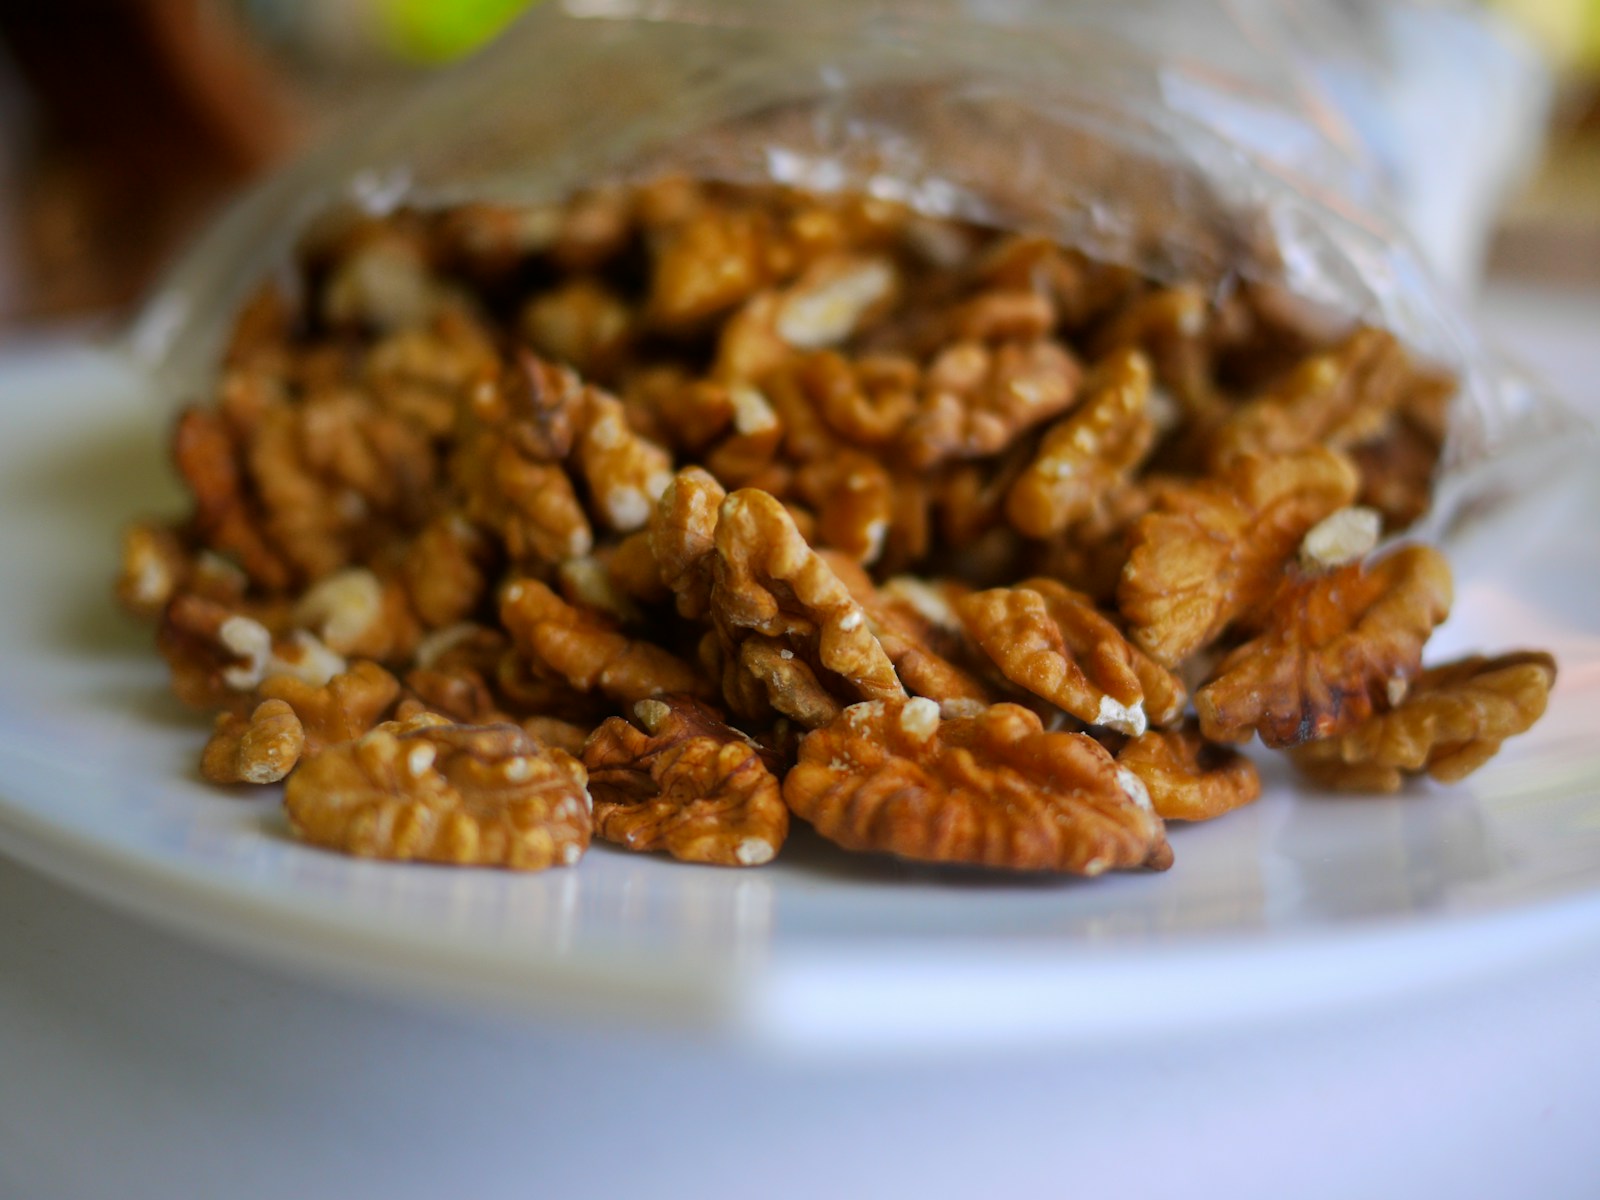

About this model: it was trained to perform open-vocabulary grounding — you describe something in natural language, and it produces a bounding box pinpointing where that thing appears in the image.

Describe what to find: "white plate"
[2,340,1598,1054]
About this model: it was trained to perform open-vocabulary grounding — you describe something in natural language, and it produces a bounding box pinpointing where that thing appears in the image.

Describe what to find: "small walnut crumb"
[898,696,942,742]
[1299,506,1381,572]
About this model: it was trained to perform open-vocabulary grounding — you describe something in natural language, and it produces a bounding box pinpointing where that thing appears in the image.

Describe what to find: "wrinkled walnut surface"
[583,695,788,865]
[285,714,592,868]
[784,699,1171,874]
[1290,651,1556,791]
[117,178,1552,880]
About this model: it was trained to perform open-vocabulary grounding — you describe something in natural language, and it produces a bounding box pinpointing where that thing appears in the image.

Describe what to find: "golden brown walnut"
[1005,349,1155,538]
[455,426,592,565]
[1113,726,1261,822]
[401,665,509,726]
[200,699,307,785]
[826,558,993,711]
[519,716,592,757]
[780,351,918,448]
[975,236,1143,331]
[648,205,779,329]
[1119,447,1361,668]
[1289,651,1556,791]
[292,567,421,662]
[519,276,633,381]
[772,254,900,349]
[1032,479,1166,603]
[1090,284,1218,412]
[500,577,710,706]
[172,407,290,591]
[650,467,727,621]
[783,699,1172,874]
[795,451,895,564]
[285,714,591,869]
[246,388,439,582]
[1196,545,1453,748]
[365,315,499,438]
[605,530,672,607]
[710,488,905,707]
[701,384,785,489]
[495,351,584,462]
[899,338,1083,469]
[116,521,191,621]
[947,290,1056,343]
[573,387,675,533]
[157,593,343,710]
[742,634,849,727]
[958,578,1185,735]
[1208,328,1417,467]
[556,555,642,626]
[400,514,491,630]
[255,660,401,751]
[582,695,788,865]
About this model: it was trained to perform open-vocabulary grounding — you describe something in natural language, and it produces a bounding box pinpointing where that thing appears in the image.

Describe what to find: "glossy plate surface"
[2,342,1597,1052]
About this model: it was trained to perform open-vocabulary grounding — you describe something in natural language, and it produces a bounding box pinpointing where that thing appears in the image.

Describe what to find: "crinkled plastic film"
[126,0,1584,532]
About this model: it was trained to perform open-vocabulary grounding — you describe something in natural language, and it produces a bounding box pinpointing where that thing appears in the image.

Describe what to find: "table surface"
[3,284,1599,1200]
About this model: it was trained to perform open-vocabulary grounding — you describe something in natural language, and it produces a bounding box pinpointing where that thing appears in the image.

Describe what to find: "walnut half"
[583,695,788,866]
[285,714,591,869]
[783,698,1171,875]
[1290,651,1556,791]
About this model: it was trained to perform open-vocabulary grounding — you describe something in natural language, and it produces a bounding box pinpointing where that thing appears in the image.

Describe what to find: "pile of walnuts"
[117,179,1556,876]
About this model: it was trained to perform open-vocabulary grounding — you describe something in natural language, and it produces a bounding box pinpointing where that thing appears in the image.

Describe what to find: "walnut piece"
[1290,651,1556,791]
[285,714,591,869]
[1005,348,1155,538]
[650,467,726,621]
[200,699,307,785]
[1208,328,1416,467]
[1196,545,1453,748]
[1113,726,1261,822]
[582,695,788,865]
[958,578,1184,736]
[500,577,709,706]
[1119,447,1361,667]
[899,338,1082,468]
[130,179,1543,885]
[253,659,401,751]
[711,488,906,707]
[115,521,191,621]
[783,699,1171,874]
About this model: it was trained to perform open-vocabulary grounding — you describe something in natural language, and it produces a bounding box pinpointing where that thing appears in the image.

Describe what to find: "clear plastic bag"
[126,0,1585,529]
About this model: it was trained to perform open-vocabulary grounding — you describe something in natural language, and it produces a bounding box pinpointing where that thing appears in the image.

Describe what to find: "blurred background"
[0,0,1594,331]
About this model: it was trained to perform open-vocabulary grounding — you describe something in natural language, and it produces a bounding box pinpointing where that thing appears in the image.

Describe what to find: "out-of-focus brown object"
[1490,89,1600,284]
[0,1,298,321]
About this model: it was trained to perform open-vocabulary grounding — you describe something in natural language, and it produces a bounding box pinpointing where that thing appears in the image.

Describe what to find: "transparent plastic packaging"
[126,0,1584,530]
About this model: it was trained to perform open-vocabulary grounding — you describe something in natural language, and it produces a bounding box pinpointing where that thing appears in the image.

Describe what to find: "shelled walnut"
[118,178,1554,877]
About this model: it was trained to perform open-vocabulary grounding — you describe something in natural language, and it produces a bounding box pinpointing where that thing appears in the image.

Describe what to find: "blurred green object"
[381,0,536,62]
[1491,0,1600,70]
